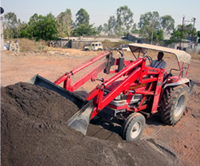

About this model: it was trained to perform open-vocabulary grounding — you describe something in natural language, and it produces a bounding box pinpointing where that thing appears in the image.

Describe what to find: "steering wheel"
[145,55,153,65]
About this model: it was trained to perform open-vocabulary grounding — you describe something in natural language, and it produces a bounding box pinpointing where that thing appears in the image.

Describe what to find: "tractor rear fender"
[163,78,195,94]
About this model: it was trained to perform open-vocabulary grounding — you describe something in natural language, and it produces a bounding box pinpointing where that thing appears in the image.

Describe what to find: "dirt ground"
[1,48,200,166]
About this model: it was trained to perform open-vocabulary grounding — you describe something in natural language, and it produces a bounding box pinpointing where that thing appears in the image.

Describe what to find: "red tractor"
[29,43,194,141]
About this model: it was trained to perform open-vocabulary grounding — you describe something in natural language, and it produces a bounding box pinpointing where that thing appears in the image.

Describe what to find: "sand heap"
[1,82,178,166]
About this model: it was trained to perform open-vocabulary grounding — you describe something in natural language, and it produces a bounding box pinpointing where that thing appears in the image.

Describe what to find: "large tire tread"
[159,84,189,125]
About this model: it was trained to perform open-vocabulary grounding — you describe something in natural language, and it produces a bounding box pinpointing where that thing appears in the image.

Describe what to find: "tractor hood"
[129,43,191,64]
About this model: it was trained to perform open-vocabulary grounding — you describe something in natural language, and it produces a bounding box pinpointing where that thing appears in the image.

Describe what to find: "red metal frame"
[53,51,168,120]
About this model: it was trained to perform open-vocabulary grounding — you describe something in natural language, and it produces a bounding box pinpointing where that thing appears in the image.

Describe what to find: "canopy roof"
[129,43,191,64]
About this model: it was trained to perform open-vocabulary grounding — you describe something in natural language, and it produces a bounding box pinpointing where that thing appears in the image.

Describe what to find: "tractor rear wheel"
[122,113,145,141]
[159,85,189,125]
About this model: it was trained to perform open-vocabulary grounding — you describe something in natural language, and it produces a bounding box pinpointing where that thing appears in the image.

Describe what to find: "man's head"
[157,52,164,61]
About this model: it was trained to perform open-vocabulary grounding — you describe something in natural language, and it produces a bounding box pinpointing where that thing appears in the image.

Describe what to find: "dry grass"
[189,51,200,60]
[102,40,130,49]
[7,38,47,53]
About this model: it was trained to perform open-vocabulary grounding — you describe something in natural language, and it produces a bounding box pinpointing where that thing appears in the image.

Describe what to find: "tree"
[72,24,98,36]
[185,23,197,37]
[138,11,175,44]
[15,19,21,38]
[169,25,187,44]
[103,23,109,34]
[75,8,89,26]
[3,12,17,39]
[57,9,73,41]
[72,8,99,36]
[153,29,164,45]
[160,15,175,35]
[115,5,134,36]
[28,13,39,39]
[97,25,103,35]
[20,22,30,38]
[131,23,139,33]
[27,13,58,41]
[169,23,198,44]
[107,16,116,36]
[138,11,160,43]
[138,11,160,30]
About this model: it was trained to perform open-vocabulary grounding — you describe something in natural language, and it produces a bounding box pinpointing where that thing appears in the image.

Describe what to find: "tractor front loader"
[28,43,195,141]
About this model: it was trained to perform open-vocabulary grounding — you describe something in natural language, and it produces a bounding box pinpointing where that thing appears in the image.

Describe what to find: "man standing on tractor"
[151,52,166,72]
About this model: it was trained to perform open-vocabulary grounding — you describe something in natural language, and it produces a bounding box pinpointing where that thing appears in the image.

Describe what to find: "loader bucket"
[67,100,94,135]
[28,74,94,135]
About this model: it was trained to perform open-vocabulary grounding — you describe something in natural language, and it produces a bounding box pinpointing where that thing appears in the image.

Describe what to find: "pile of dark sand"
[1,82,178,166]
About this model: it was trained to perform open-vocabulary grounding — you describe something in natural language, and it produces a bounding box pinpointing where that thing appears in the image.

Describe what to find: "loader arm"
[54,51,112,91]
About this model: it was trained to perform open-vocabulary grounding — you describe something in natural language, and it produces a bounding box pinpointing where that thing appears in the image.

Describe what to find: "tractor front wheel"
[122,113,145,141]
[159,85,189,125]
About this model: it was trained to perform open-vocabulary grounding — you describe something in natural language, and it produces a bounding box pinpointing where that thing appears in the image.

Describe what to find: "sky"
[1,0,200,31]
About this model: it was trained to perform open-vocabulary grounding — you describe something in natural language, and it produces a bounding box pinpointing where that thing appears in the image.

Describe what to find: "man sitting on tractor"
[151,52,166,72]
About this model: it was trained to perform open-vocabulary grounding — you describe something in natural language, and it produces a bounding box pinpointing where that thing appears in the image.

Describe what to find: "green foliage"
[138,11,160,30]
[169,24,197,44]
[99,5,134,36]
[153,29,164,44]
[160,15,175,34]
[72,24,98,36]
[71,8,98,37]
[27,13,58,41]
[115,5,134,36]
[3,12,18,39]
[4,12,58,41]
[107,16,116,35]
[131,23,139,34]
[20,23,30,38]
[57,9,73,40]
[138,11,160,43]
[75,8,89,26]
[169,26,182,44]
[138,11,174,44]
[97,25,103,35]
[103,23,109,34]
[185,24,197,36]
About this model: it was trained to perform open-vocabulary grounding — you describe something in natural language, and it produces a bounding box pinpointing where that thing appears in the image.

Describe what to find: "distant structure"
[126,33,199,52]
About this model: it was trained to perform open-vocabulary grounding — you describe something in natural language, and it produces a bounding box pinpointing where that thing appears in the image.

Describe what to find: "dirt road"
[1,49,200,166]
